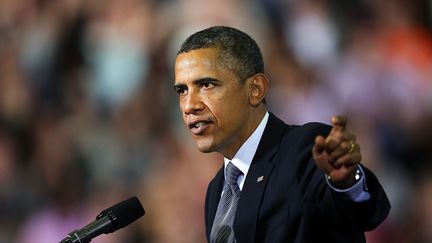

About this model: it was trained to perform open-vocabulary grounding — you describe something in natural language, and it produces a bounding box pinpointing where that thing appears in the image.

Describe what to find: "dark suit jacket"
[205,113,390,243]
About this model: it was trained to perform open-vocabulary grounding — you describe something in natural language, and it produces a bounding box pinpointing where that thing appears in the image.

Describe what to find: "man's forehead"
[175,49,220,79]
[176,48,219,65]
[175,54,212,69]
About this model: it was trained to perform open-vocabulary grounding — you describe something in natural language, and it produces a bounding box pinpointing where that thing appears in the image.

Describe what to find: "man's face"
[174,48,253,158]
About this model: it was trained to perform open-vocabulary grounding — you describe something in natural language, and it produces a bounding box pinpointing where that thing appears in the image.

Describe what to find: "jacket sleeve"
[294,122,391,231]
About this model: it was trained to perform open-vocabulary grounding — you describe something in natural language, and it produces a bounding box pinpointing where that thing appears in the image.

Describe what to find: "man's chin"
[195,140,216,153]
[197,145,214,153]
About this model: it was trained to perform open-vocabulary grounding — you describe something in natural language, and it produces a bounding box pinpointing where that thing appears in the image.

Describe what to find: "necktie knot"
[225,162,243,186]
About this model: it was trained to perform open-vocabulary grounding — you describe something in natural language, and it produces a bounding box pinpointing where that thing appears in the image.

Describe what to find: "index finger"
[331,115,348,132]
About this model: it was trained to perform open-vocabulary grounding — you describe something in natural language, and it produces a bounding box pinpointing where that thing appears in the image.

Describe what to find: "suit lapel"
[234,113,287,243]
[206,167,224,237]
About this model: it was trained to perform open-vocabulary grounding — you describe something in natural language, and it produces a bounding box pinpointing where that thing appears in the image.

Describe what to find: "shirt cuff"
[325,165,371,202]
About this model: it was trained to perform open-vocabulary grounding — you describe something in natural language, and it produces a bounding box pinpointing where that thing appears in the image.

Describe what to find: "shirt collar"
[224,112,269,182]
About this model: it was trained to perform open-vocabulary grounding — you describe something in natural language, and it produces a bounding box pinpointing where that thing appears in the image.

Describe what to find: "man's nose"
[183,91,204,115]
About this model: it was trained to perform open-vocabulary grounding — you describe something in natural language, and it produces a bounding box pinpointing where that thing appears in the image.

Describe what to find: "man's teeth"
[194,122,207,128]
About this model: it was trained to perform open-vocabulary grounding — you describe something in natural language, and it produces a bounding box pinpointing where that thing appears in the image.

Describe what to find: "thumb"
[331,115,347,132]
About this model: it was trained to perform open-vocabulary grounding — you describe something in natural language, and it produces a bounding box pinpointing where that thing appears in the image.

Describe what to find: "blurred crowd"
[0,0,431,242]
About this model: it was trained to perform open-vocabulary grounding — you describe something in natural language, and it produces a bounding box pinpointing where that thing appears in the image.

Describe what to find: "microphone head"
[98,196,145,229]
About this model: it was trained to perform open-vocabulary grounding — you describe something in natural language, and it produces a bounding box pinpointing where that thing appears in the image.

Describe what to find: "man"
[173,26,390,243]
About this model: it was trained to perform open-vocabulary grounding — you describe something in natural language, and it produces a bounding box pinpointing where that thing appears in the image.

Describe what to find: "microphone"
[59,196,145,243]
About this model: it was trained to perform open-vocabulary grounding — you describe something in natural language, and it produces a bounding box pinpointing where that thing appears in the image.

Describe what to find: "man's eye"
[175,87,187,96]
[200,82,214,89]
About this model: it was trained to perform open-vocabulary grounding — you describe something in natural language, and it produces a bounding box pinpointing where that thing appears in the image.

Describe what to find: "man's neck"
[222,108,268,159]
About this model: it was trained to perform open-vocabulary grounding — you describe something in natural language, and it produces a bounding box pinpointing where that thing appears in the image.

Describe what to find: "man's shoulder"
[274,121,329,149]
[262,114,333,159]
[293,121,332,135]
[268,113,332,140]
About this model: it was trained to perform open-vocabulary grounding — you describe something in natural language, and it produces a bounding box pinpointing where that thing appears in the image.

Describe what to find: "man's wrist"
[326,167,363,189]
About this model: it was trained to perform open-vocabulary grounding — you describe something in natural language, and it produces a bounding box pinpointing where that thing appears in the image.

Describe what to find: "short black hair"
[177,26,264,82]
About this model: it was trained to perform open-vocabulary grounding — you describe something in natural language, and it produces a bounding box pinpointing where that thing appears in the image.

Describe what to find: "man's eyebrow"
[173,77,221,90]
[193,77,221,85]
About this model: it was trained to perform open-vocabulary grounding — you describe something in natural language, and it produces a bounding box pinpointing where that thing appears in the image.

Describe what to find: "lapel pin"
[257,176,264,183]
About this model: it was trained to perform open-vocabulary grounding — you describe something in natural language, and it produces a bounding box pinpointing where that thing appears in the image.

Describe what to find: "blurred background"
[0,0,431,242]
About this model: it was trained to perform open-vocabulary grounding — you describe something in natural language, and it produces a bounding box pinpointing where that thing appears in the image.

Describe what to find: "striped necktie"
[210,162,243,243]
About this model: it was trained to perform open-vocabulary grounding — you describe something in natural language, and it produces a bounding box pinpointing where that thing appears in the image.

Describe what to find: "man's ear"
[248,73,269,106]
